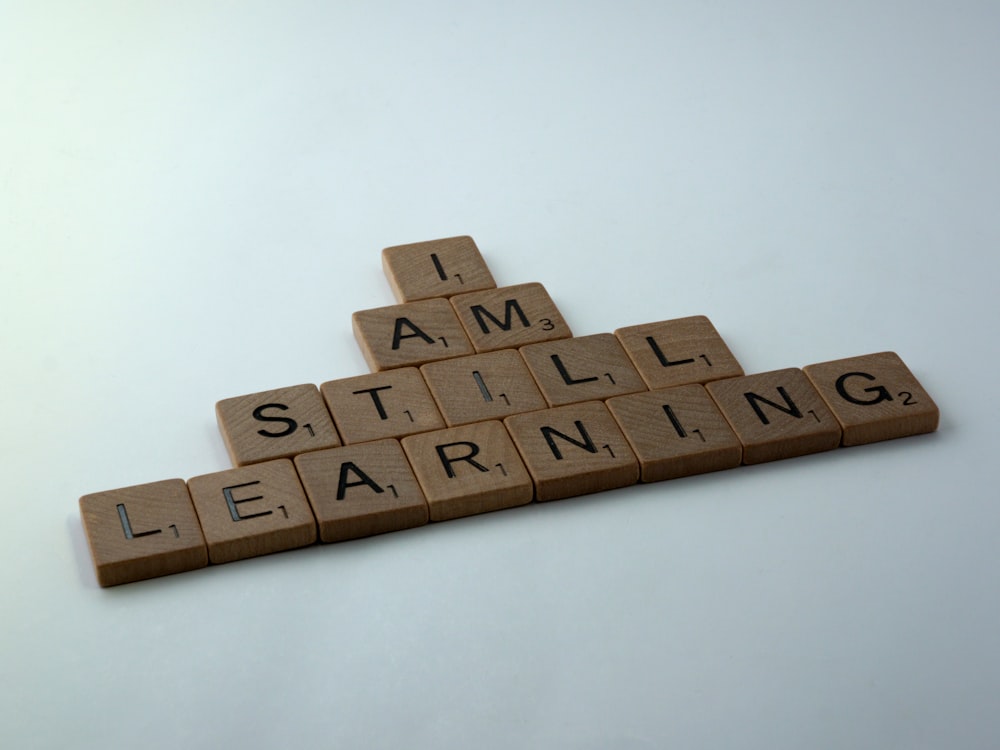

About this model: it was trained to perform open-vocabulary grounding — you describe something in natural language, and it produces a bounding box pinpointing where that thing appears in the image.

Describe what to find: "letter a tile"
[79,479,208,587]
[216,384,341,467]
[382,236,497,302]
[706,369,842,464]
[353,298,474,371]
[401,421,533,521]
[187,459,316,564]
[294,439,429,543]
[803,351,939,446]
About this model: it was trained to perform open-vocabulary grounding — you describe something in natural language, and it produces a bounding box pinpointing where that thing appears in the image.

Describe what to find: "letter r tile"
[382,236,497,302]
[79,479,208,587]
[615,316,744,389]
[187,459,316,564]
[706,369,842,464]
[353,298,474,371]
[450,283,572,352]
[803,351,939,446]
[401,421,533,521]
[216,384,341,467]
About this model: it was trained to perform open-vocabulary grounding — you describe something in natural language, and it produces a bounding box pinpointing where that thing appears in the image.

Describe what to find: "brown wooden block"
[294,439,429,543]
[320,367,445,444]
[606,385,742,482]
[79,479,208,587]
[382,236,497,302]
[803,352,939,446]
[706,368,842,464]
[187,459,316,564]
[450,282,572,353]
[353,298,475,371]
[504,401,639,502]
[216,384,341,467]
[615,316,744,389]
[519,333,647,407]
[401,421,533,521]
[420,350,547,427]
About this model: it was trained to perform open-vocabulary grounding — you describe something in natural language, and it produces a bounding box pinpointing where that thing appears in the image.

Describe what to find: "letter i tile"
[606,385,742,482]
[79,479,208,587]
[382,235,497,302]
[187,459,317,564]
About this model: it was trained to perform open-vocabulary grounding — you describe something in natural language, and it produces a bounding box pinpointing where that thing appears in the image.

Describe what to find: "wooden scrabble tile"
[294,439,429,543]
[803,351,939,446]
[420,350,547,427]
[353,298,475,371]
[320,367,445,444]
[615,316,744,389]
[187,459,316,564]
[504,401,639,502]
[401,421,533,521]
[606,385,742,482]
[450,283,572,352]
[706,369,842,464]
[382,235,497,302]
[79,479,208,587]
[519,333,647,407]
[216,384,341,467]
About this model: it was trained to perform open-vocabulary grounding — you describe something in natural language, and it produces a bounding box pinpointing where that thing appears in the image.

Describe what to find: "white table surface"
[3,2,999,748]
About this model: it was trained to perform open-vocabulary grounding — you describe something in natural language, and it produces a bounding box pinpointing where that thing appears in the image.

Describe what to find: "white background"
[3,2,999,748]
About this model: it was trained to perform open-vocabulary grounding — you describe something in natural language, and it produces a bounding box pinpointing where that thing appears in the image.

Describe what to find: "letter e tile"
[294,439,429,543]
[401,421,533,521]
[504,401,639,501]
[606,385,742,482]
[216,384,341,467]
[382,236,496,302]
[803,352,939,446]
[79,479,208,587]
[187,459,316,564]
[706,369,842,464]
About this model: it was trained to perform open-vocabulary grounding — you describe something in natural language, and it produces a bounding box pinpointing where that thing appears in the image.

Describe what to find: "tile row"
[217,316,742,467]
[81,350,938,586]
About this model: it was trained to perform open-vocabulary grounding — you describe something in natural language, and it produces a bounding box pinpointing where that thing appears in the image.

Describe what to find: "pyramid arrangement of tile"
[79,236,940,587]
